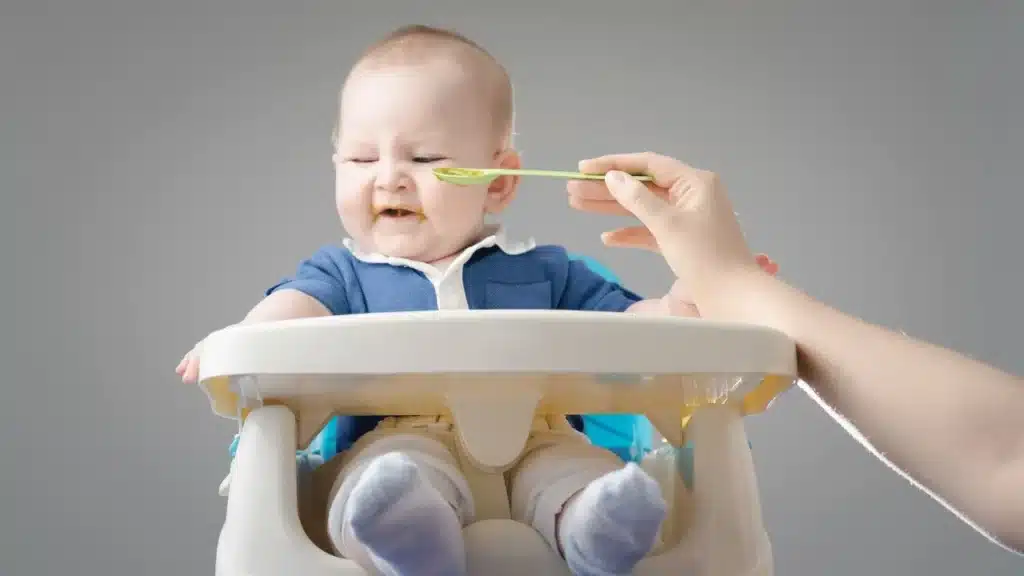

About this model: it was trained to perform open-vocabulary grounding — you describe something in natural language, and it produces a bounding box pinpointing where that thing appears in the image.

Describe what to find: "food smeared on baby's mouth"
[375,207,426,221]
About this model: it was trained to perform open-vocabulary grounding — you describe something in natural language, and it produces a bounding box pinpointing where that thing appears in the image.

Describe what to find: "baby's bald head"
[333,25,514,148]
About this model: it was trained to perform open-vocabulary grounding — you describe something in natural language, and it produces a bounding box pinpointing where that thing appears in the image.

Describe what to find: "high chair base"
[198,311,796,575]
[219,405,572,576]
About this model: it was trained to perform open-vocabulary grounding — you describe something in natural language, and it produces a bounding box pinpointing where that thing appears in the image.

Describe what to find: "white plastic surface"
[197,311,797,576]
[217,406,572,576]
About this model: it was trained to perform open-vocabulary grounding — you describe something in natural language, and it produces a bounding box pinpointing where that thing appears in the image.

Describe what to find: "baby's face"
[333,60,517,263]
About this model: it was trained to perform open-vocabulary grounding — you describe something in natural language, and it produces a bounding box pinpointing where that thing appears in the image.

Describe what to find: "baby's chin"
[364,232,445,262]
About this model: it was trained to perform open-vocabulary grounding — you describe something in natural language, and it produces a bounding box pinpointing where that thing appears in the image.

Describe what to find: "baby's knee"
[331,430,474,523]
[508,436,625,547]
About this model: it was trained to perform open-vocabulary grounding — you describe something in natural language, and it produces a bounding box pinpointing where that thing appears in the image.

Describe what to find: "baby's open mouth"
[375,207,425,221]
[380,208,417,217]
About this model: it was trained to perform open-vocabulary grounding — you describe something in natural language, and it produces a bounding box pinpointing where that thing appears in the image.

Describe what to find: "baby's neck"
[427,253,459,272]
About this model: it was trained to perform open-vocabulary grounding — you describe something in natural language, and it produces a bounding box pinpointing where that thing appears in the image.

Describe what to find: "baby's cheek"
[334,195,368,230]
[428,204,476,237]
[433,188,486,213]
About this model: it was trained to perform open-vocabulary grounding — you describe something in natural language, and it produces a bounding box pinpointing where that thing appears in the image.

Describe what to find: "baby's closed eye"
[412,155,448,164]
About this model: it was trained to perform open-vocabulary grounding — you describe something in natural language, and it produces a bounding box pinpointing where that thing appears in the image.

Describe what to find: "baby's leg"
[327,432,474,576]
[510,421,666,576]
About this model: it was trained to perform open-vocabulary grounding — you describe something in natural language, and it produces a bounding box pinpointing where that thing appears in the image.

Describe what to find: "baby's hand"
[175,345,201,384]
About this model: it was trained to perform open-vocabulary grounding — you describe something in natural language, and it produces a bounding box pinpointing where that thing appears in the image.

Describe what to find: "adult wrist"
[693,264,781,325]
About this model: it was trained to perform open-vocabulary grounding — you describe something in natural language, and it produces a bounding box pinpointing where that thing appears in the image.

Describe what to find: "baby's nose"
[373,161,411,192]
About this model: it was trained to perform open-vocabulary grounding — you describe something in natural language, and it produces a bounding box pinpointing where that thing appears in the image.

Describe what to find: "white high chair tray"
[200,309,795,377]
[198,311,796,444]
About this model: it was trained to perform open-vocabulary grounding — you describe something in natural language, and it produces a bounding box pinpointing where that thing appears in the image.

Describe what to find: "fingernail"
[605,170,627,184]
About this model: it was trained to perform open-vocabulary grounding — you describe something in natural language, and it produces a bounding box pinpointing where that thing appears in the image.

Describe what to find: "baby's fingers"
[182,356,200,384]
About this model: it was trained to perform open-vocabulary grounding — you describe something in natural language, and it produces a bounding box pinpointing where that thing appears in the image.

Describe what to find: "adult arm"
[568,151,1024,553]
[715,267,1024,553]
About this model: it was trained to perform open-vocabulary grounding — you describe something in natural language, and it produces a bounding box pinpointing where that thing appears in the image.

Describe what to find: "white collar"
[342,224,536,267]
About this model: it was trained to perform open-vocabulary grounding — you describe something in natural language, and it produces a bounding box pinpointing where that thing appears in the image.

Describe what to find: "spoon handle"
[493,168,651,181]
[498,169,603,180]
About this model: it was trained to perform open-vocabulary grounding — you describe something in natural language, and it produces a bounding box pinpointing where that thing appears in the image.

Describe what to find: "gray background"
[2,0,1021,574]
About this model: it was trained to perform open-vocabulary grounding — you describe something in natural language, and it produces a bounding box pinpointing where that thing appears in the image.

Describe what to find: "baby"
[179,24,772,576]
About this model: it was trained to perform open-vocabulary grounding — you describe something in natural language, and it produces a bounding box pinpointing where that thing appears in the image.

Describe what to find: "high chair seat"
[197,310,797,576]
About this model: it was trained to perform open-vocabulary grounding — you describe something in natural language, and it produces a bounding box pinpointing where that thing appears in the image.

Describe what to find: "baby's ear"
[486,149,520,214]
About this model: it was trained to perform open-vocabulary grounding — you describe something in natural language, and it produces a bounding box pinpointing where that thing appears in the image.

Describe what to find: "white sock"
[344,452,466,576]
[557,463,666,576]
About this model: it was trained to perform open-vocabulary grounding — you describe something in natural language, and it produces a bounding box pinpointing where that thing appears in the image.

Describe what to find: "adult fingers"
[668,300,701,318]
[602,171,673,231]
[755,253,780,275]
[567,179,670,201]
[566,179,607,200]
[601,226,661,252]
[579,152,690,189]
[567,196,635,216]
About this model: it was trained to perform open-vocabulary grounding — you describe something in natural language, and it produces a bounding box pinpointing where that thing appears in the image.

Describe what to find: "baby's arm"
[243,288,333,322]
[176,246,352,384]
[176,290,330,384]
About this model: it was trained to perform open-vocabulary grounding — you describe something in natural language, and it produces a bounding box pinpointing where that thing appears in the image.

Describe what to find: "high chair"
[197,309,796,575]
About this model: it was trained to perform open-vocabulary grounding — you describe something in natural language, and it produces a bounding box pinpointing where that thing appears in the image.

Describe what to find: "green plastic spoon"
[433,167,654,186]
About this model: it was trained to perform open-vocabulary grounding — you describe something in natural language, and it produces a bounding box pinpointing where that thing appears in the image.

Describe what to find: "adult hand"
[660,253,779,318]
[568,152,765,312]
